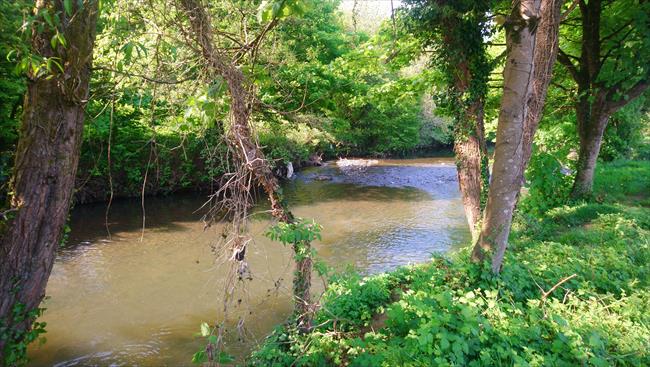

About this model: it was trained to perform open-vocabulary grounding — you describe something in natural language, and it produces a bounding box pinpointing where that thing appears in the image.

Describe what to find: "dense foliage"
[0,0,456,205]
[0,1,28,203]
[250,160,650,366]
[1,0,645,205]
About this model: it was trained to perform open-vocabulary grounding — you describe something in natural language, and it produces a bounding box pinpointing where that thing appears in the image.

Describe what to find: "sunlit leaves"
[257,0,309,23]
[266,218,322,245]
[200,322,210,337]
[50,32,67,50]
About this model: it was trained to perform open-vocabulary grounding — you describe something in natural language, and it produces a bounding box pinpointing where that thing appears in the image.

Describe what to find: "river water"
[28,158,470,366]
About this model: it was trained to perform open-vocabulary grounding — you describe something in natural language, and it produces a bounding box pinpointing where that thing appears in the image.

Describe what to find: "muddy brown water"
[27,158,470,366]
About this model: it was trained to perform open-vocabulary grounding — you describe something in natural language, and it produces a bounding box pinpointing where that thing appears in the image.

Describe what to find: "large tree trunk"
[454,100,486,241]
[0,0,99,360]
[472,0,563,273]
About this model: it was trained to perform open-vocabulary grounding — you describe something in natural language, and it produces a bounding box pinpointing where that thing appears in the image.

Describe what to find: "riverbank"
[72,137,455,204]
[249,159,650,366]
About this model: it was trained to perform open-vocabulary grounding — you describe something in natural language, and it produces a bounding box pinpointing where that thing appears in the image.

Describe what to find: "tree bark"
[454,100,486,241]
[0,0,99,360]
[178,0,312,332]
[446,47,489,240]
[407,4,491,242]
[571,92,609,197]
[472,0,563,273]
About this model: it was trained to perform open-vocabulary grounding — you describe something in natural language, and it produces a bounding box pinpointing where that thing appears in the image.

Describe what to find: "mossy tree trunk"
[0,0,99,361]
[454,98,487,241]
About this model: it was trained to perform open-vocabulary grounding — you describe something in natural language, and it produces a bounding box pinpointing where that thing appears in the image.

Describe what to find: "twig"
[542,274,577,300]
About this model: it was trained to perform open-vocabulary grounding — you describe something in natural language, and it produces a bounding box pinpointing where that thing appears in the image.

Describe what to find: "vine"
[0,283,47,366]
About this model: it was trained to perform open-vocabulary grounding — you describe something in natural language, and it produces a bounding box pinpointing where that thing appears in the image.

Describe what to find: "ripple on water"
[28,158,470,366]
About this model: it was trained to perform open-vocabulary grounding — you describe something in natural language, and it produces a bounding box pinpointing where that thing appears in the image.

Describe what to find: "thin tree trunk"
[571,109,609,198]
[472,0,563,273]
[178,0,312,332]
[0,0,99,360]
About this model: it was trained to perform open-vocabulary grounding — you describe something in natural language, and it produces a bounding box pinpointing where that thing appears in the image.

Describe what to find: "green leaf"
[64,0,73,16]
[257,1,272,22]
[57,34,67,48]
[123,42,134,64]
[42,11,54,28]
[47,58,64,73]
[191,350,207,364]
[218,352,235,363]
[6,49,16,62]
[440,336,450,350]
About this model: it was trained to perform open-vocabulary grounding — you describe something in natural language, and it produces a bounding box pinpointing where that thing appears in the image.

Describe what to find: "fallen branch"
[542,273,577,300]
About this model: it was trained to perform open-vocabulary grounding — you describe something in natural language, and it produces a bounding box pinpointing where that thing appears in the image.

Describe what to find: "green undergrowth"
[249,160,650,366]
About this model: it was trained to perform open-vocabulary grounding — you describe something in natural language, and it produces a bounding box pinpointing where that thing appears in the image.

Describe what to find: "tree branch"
[605,73,650,113]
[557,48,580,82]
[600,27,634,65]
[600,19,633,43]
[542,274,577,300]
[561,0,580,22]
[92,66,196,85]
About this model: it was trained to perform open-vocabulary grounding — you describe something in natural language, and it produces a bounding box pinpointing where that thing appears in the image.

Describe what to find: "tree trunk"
[0,0,99,360]
[571,102,609,198]
[178,0,312,332]
[557,0,650,199]
[472,0,563,273]
[454,100,486,241]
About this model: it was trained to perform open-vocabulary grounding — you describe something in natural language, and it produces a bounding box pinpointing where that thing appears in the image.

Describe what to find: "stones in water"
[286,162,294,179]
[336,158,379,168]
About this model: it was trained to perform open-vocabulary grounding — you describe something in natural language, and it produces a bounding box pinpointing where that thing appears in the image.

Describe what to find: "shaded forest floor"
[249,159,650,366]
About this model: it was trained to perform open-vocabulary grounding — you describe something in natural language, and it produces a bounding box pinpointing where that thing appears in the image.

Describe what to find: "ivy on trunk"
[0,1,100,363]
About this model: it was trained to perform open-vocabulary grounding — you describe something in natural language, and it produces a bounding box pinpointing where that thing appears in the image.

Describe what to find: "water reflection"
[28,158,469,366]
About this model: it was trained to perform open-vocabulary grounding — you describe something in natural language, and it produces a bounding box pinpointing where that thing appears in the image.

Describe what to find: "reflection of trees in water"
[68,193,210,245]
[286,182,430,205]
[68,164,465,250]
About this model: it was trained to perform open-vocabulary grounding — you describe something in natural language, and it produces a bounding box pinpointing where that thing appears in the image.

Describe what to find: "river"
[27,158,470,366]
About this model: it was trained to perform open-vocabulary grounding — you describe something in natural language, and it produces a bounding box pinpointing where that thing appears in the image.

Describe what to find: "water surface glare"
[28,158,470,366]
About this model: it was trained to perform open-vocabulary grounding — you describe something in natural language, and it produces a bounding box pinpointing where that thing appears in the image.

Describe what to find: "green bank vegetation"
[251,160,650,366]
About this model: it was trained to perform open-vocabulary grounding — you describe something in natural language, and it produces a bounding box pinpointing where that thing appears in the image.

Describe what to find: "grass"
[248,160,650,366]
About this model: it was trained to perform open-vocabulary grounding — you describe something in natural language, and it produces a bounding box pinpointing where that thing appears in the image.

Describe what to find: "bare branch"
[542,274,577,300]
[557,48,580,81]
